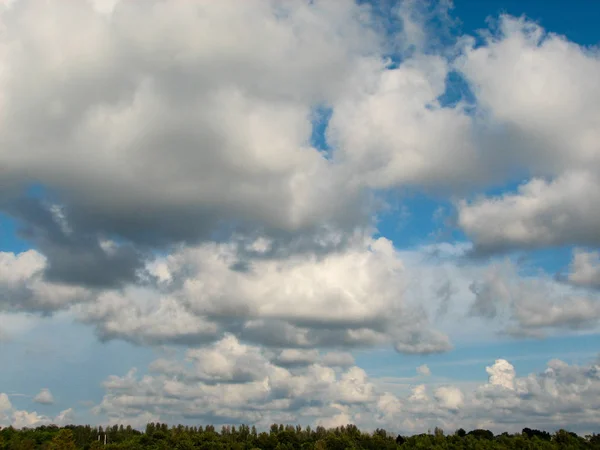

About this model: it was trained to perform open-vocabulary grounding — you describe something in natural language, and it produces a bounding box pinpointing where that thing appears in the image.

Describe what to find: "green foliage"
[0,422,598,449]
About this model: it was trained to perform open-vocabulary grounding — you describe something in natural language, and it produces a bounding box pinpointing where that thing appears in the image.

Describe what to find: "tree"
[455,428,466,438]
[468,429,494,440]
[49,429,77,450]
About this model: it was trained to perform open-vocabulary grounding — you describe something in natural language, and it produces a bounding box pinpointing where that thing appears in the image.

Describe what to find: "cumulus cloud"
[33,388,54,405]
[456,16,600,177]
[458,172,600,253]
[0,392,74,429]
[75,236,450,354]
[10,408,74,429]
[327,54,487,193]
[468,261,600,337]
[95,335,379,428]
[0,250,92,314]
[454,15,600,253]
[0,0,380,280]
[0,393,11,413]
[416,364,431,376]
[486,359,516,390]
[95,352,600,434]
[434,386,463,410]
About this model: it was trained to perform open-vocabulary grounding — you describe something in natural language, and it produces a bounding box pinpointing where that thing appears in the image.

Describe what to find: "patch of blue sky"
[1,317,156,414]
[375,190,458,249]
[309,105,332,157]
[453,0,600,47]
[437,70,476,110]
[0,213,30,253]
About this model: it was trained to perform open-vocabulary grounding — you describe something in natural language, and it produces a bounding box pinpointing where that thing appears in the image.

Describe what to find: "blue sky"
[1,0,600,435]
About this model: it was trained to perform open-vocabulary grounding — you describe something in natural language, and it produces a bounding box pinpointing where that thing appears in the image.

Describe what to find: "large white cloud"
[327,54,487,192]
[456,16,600,177]
[75,236,451,354]
[66,238,600,353]
[458,172,600,252]
[0,0,379,254]
[455,16,600,251]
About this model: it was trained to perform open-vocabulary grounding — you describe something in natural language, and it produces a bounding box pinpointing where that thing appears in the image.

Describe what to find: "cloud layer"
[0,0,599,433]
[94,340,600,434]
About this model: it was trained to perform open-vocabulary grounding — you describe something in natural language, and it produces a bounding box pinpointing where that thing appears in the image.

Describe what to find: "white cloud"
[485,359,516,390]
[0,392,74,429]
[75,236,450,354]
[456,16,600,177]
[0,393,11,412]
[95,335,379,428]
[416,364,431,376]
[328,54,487,193]
[10,408,74,429]
[467,261,600,337]
[458,172,600,252]
[0,0,380,257]
[454,15,600,252]
[434,385,463,410]
[95,351,600,434]
[0,250,92,313]
[33,388,54,405]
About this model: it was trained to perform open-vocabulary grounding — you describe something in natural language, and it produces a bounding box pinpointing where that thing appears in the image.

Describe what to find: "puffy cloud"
[75,236,450,354]
[0,250,92,313]
[69,237,600,353]
[454,15,600,252]
[467,261,600,337]
[458,172,600,253]
[33,388,54,405]
[0,392,74,429]
[434,386,463,410]
[327,54,487,193]
[95,352,600,434]
[0,0,380,284]
[0,393,11,412]
[456,16,600,178]
[95,335,378,428]
[77,288,219,346]
[416,364,431,376]
[485,359,516,390]
[10,408,74,429]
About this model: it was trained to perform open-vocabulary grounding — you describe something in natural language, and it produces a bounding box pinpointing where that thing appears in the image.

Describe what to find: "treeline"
[1,422,599,449]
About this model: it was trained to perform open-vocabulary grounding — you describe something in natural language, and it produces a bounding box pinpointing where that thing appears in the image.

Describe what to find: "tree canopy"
[1,423,599,450]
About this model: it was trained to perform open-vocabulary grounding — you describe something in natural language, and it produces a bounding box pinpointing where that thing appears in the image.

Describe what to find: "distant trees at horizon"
[1,422,599,449]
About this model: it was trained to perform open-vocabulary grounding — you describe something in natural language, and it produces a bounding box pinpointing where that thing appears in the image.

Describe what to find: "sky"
[1,0,600,435]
